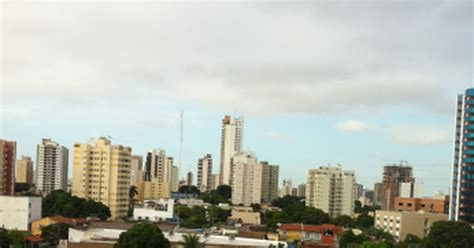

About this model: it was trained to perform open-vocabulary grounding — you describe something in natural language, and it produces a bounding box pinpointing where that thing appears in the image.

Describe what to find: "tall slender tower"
[0,140,16,196]
[36,139,69,194]
[450,88,474,223]
[219,115,244,186]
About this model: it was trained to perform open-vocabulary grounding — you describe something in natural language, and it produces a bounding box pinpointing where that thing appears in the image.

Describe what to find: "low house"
[133,198,174,221]
[229,206,261,225]
[278,224,343,245]
[32,216,87,236]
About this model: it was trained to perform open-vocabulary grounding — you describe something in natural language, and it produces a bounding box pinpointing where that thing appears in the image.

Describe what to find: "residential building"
[306,166,356,217]
[399,182,424,198]
[260,161,279,203]
[211,174,219,190]
[0,139,16,195]
[450,88,474,223]
[291,188,298,196]
[176,198,205,207]
[394,197,447,213]
[0,196,42,230]
[170,165,179,192]
[36,138,69,194]
[130,155,143,188]
[297,184,306,198]
[71,137,131,220]
[230,206,261,225]
[197,154,212,192]
[186,171,193,186]
[32,216,86,236]
[133,199,174,222]
[280,178,292,197]
[231,152,262,206]
[374,210,448,241]
[374,182,384,206]
[355,183,364,200]
[219,115,244,186]
[278,224,343,245]
[16,156,34,185]
[382,164,414,210]
[142,149,173,200]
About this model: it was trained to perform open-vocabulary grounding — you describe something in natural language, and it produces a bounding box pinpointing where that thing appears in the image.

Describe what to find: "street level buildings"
[219,115,244,186]
[306,166,356,217]
[16,156,34,185]
[36,139,69,194]
[71,138,131,220]
[0,139,16,195]
[450,88,474,223]
[197,154,212,192]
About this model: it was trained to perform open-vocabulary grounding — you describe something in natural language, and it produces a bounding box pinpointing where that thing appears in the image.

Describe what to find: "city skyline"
[2,1,473,195]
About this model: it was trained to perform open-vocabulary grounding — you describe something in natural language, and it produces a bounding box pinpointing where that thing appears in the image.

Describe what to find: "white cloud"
[336,120,370,133]
[388,125,451,145]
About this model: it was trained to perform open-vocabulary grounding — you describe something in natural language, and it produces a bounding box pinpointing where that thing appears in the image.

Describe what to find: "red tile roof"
[48,216,87,225]
[279,224,343,235]
[24,235,43,243]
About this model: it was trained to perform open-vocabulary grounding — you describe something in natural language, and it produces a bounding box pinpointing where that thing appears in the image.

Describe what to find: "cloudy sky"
[1,0,473,195]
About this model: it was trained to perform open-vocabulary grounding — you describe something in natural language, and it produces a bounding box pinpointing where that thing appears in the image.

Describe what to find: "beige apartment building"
[375,210,448,241]
[139,149,173,201]
[197,154,212,192]
[130,155,143,188]
[16,156,34,185]
[231,152,262,206]
[306,166,356,217]
[260,161,279,203]
[71,138,131,220]
[220,115,244,186]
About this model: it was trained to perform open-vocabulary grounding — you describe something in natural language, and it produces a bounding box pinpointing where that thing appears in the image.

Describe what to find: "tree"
[43,190,111,220]
[128,185,139,217]
[182,234,205,248]
[425,221,474,248]
[178,185,200,195]
[300,207,331,225]
[267,211,292,229]
[207,206,230,225]
[202,190,229,205]
[339,230,369,248]
[333,215,356,228]
[115,223,171,248]
[399,234,424,248]
[250,203,261,212]
[271,195,303,209]
[0,228,11,248]
[41,223,72,245]
[356,212,375,229]
[216,185,232,199]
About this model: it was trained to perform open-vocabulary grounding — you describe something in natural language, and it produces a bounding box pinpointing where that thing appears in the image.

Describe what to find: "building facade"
[394,197,447,214]
[170,165,179,192]
[197,154,212,192]
[16,156,34,185]
[0,140,16,195]
[297,184,306,198]
[382,164,414,211]
[260,161,279,203]
[36,139,69,194]
[130,155,143,188]
[133,199,174,222]
[231,152,262,206]
[219,115,244,186]
[0,196,42,230]
[71,138,131,220]
[280,179,292,197]
[450,88,474,223]
[306,166,356,217]
[142,149,173,200]
[375,210,448,241]
[374,182,384,206]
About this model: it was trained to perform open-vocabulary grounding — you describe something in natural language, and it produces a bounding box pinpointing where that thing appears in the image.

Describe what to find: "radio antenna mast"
[179,110,184,169]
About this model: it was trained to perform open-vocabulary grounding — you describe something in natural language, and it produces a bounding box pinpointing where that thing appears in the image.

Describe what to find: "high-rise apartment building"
[197,154,212,192]
[280,178,292,197]
[260,161,279,203]
[71,138,131,220]
[141,149,173,200]
[171,165,179,192]
[211,174,219,190]
[297,184,306,198]
[450,88,474,223]
[186,171,193,186]
[355,184,364,200]
[382,164,414,210]
[399,182,424,198]
[36,139,69,194]
[130,155,143,188]
[16,156,34,185]
[219,115,244,186]
[231,152,262,206]
[0,140,16,195]
[374,182,384,206]
[306,166,356,217]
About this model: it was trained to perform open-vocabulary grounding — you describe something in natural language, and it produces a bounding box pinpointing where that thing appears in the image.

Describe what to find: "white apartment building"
[36,139,69,194]
[71,138,131,220]
[130,155,143,188]
[400,182,424,198]
[0,196,42,230]
[231,152,262,206]
[219,115,244,186]
[280,179,293,197]
[197,154,213,192]
[133,199,174,221]
[306,166,356,217]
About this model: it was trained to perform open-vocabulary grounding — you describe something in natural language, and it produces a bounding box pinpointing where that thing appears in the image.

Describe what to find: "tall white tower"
[219,115,244,186]
[36,139,69,194]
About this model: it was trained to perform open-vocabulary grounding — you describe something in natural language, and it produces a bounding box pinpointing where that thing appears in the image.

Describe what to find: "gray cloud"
[2,1,472,116]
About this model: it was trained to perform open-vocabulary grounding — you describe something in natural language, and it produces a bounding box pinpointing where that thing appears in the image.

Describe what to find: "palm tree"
[182,234,205,248]
[128,185,138,217]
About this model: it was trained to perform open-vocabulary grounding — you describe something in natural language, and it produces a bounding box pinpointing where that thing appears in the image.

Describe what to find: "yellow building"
[71,138,131,220]
[32,216,86,236]
[16,156,34,185]
[139,181,171,202]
